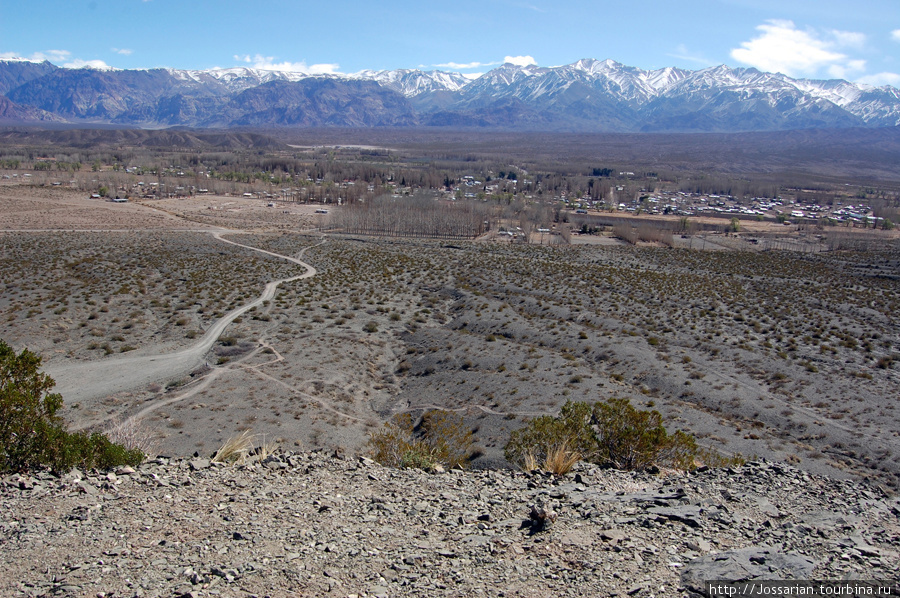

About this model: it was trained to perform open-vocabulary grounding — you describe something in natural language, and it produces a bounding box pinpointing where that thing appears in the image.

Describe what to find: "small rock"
[189,459,210,471]
[76,482,98,496]
[599,529,627,543]
[528,503,557,532]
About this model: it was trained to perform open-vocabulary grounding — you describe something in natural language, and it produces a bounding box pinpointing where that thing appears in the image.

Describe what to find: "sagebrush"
[367,410,476,470]
[505,398,743,473]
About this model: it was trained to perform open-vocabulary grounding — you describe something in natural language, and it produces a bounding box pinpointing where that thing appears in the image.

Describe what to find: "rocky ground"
[1,453,898,598]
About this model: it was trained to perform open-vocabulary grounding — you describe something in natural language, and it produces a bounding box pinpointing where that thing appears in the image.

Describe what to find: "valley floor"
[2,187,900,491]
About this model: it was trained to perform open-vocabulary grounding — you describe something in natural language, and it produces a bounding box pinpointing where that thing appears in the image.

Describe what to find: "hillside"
[2,452,897,597]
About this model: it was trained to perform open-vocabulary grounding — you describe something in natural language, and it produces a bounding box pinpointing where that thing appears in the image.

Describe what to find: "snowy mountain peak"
[2,58,899,130]
[352,69,470,96]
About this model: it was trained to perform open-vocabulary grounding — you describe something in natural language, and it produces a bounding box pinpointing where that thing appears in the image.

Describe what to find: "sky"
[1,0,898,86]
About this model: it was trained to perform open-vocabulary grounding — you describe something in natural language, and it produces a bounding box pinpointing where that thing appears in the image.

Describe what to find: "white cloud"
[830,30,866,48]
[238,53,340,74]
[509,2,545,12]
[0,50,114,70]
[112,48,133,56]
[730,20,865,78]
[668,44,714,67]
[63,58,113,70]
[892,29,900,42]
[504,55,537,67]
[857,72,900,86]
[0,50,72,63]
[434,60,498,70]
[432,56,536,72]
[827,59,866,79]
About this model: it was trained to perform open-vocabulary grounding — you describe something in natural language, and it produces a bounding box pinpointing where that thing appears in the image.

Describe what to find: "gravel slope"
[2,453,897,598]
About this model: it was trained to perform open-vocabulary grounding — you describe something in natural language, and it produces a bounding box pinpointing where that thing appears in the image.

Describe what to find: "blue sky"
[2,0,898,86]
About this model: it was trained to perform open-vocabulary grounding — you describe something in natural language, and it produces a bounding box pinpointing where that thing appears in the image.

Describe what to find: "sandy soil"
[151,194,330,231]
[0,186,214,231]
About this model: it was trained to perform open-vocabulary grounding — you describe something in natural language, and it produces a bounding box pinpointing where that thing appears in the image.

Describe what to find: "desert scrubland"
[2,185,899,491]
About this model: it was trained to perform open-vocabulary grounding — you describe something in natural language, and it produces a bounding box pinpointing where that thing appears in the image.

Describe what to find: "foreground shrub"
[539,440,581,475]
[505,398,742,473]
[503,401,598,470]
[0,340,144,472]
[368,410,476,470]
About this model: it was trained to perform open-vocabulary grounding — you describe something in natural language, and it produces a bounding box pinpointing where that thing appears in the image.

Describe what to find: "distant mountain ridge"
[1,58,898,132]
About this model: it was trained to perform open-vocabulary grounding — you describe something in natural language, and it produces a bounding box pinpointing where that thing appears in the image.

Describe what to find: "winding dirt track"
[46,233,323,405]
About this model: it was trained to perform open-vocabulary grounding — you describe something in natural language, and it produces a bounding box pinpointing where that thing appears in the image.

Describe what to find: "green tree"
[0,341,63,471]
[0,340,143,472]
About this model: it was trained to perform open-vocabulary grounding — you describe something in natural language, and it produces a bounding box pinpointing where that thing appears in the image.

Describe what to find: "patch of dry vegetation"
[0,231,302,361]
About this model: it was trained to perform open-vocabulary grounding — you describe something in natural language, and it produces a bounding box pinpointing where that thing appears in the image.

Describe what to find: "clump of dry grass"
[542,441,581,475]
[521,442,581,475]
[105,417,159,457]
[212,430,255,464]
[254,434,280,460]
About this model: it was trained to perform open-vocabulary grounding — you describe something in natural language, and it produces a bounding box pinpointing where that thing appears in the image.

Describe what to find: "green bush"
[503,401,598,468]
[367,410,475,470]
[505,398,742,472]
[0,340,144,472]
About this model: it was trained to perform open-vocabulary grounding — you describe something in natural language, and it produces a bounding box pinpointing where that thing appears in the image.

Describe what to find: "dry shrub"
[367,410,475,470]
[212,430,255,464]
[636,225,676,247]
[105,417,158,457]
[542,441,581,475]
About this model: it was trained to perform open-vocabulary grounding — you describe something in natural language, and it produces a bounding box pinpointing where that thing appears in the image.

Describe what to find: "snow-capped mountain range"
[0,57,897,131]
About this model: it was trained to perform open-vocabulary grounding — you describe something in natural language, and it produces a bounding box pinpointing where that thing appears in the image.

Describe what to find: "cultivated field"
[2,186,899,489]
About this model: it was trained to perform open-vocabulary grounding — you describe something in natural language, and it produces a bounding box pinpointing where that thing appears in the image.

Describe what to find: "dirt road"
[45,233,322,404]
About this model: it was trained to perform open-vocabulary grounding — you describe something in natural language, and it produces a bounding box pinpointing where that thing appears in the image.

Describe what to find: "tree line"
[326,194,492,239]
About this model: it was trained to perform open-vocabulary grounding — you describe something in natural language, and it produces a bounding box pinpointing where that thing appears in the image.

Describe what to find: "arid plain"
[2,185,899,490]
